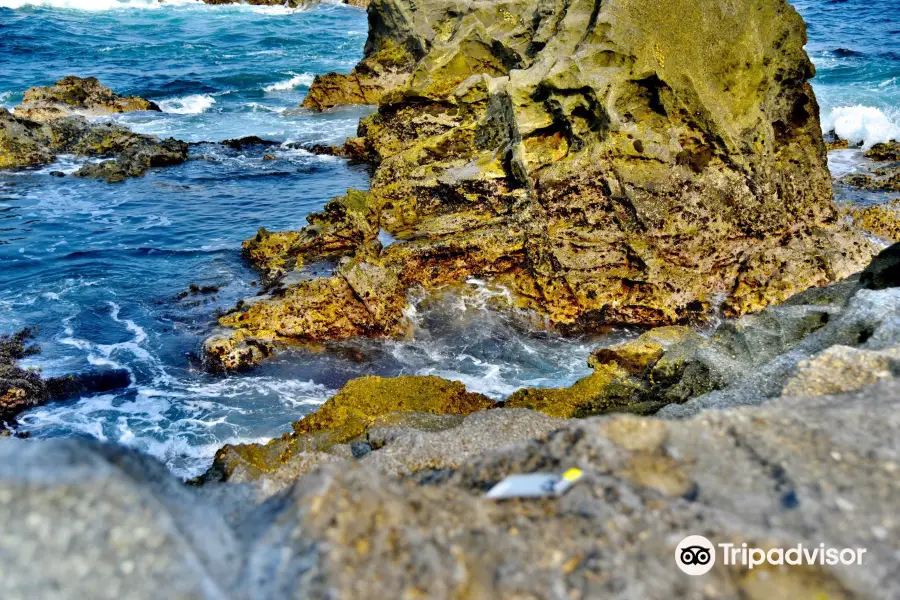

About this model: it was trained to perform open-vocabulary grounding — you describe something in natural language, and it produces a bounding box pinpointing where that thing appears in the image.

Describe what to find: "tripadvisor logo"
[676,535,716,575]
[675,535,868,576]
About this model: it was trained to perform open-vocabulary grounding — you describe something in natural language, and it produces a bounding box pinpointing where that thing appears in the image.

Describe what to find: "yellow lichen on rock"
[204,375,495,480]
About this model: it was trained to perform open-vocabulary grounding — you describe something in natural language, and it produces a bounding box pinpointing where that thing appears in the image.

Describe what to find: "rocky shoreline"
[201,0,885,372]
[0,77,188,182]
[2,0,900,596]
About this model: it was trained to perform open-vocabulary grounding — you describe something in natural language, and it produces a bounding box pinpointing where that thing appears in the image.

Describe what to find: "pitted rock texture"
[15,76,160,122]
[0,108,187,180]
[5,378,898,598]
[213,0,875,369]
[202,375,496,482]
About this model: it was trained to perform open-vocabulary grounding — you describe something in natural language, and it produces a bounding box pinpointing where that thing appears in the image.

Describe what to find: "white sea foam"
[264,73,315,92]
[821,105,900,149]
[158,93,216,114]
[0,0,201,10]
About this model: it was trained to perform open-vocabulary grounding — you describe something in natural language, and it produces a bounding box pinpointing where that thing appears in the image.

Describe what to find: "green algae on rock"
[211,0,876,371]
[845,198,900,243]
[15,76,160,122]
[202,375,495,481]
[0,107,187,181]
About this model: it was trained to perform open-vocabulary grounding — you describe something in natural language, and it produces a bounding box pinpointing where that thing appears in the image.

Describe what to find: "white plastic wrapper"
[485,468,584,500]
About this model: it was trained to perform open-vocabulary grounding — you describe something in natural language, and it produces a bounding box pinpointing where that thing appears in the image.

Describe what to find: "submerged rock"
[15,76,160,122]
[216,0,876,370]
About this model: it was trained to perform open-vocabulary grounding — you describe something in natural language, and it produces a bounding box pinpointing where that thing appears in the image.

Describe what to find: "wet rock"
[1,327,132,430]
[219,0,876,370]
[201,375,495,483]
[73,135,188,182]
[1,107,187,179]
[845,198,900,242]
[201,330,275,373]
[505,363,651,418]
[864,140,900,162]
[0,329,46,429]
[221,135,279,150]
[0,108,54,168]
[15,76,159,122]
[841,167,900,193]
[44,369,132,401]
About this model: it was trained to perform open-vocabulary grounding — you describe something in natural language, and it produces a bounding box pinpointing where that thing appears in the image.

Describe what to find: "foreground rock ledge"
[2,377,897,597]
[208,0,876,370]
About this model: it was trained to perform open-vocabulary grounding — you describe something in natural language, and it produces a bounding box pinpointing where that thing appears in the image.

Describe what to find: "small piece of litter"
[485,468,584,500]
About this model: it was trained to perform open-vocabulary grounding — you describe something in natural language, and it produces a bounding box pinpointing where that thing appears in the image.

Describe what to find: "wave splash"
[264,73,315,92]
[0,0,201,10]
[822,105,900,149]
[158,94,216,114]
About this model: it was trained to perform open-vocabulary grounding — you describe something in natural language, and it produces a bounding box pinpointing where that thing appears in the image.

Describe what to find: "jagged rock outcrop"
[201,0,369,8]
[846,199,900,243]
[1,329,130,432]
[211,0,876,370]
[14,76,160,122]
[0,107,188,181]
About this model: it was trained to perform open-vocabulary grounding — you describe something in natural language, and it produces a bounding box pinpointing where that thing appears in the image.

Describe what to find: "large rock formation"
[203,247,900,483]
[208,0,875,370]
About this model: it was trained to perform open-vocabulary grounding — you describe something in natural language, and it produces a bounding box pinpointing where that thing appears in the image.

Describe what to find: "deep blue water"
[0,0,897,477]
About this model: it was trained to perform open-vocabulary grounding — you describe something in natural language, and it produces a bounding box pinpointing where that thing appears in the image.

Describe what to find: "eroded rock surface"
[202,374,496,483]
[15,76,160,122]
[4,376,898,598]
[213,0,876,370]
[0,107,188,181]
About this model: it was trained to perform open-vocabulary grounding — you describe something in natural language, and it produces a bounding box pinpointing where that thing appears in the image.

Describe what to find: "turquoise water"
[0,0,897,477]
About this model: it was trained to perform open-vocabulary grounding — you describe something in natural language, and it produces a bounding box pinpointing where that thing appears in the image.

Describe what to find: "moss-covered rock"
[1,103,187,179]
[0,108,54,168]
[841,167,900,193]
[213,0,876,369]
[15,76,160,122]
[864,140,900,162]
[203,375,495,481]
[845,198,900,242]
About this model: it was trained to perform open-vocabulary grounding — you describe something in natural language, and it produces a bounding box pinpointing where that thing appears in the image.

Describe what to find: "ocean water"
[0,0,897,477]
